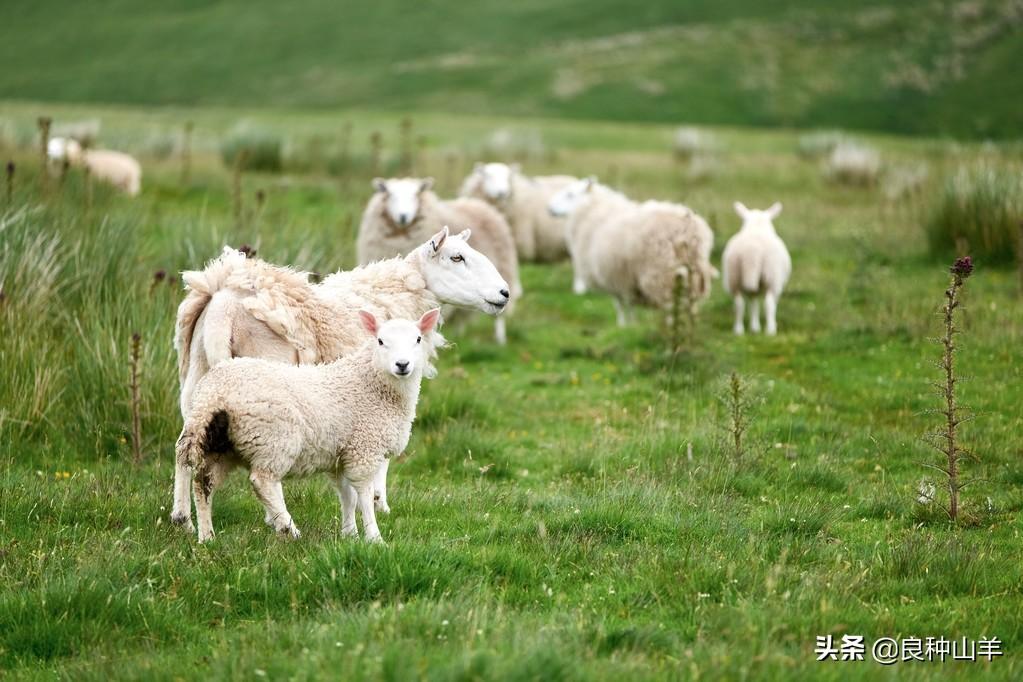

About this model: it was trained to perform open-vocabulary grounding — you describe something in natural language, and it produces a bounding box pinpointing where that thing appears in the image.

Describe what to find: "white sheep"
[548,177,717,326]
[176,308,443,543]
[47,137,141,196]
[721,202,791,335]
[357,177,521,344]
[170,227,509,532]
[459,162,576,262]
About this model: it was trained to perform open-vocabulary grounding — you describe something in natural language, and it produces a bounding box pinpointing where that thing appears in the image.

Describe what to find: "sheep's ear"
[373,178,388,194]
[510,163,521,174]
[358,310,378,336]
[766,202,783,219]
[457,228,471,242]
[585,176,597,191]
[733,202,749,219]
[429,226,449,253]
[418,308,441,335]
[419,177,434,193]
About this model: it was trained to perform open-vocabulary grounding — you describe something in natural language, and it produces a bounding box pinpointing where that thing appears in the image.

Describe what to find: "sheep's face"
[360,309,441,380]
[475,162,516,201]
[734,201,782,233]
[374,177,433,228]
[547,177,595,217]
[419,226,510,315]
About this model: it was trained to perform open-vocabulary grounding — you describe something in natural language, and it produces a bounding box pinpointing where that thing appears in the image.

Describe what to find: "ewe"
[171,227,508,531]
[548,177,717,326]
[357,177,521,344]
[177,309,443,543]
[47,137,141,195]
[721,202,792,335]
[459,162,576,262]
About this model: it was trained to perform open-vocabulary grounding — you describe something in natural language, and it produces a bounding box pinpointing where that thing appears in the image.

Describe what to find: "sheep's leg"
[334,476,360,537]
[171,459,195,532]
[749,297,761,334]
[355,481,384,544]
[373,459,390,514]
[494,317,507,345]
[764,291,778,336]
[612,298,630,328]
[192,456,232,543]
[732,295,745,335]
[250,470,300,539]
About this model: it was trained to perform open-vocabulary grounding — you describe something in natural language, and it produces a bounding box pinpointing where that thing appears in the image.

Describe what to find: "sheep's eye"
[377,338,383,346]
[416,336,422,344]
[451,254,464,263]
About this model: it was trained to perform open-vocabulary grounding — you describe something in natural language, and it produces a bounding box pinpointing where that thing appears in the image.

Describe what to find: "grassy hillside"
[2,0,1022,138]
[1,102,1022,679]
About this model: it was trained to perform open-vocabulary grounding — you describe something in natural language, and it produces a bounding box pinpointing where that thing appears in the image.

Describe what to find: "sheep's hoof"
[364,534,386,545]
[170,512,194,533]
[733,326,745,335]
[341,526,359,538]
[374,499,391,514]
[277,524,301,540]
[197,529,214,543]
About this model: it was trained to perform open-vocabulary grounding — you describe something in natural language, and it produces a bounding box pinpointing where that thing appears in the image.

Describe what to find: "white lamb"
[171,227,509,532]
[357,177,521,344]
[176,308,443,543]
[47,137,141,196]
[548,177,717,326]
[721,202,792,335]
[459,162,576,262]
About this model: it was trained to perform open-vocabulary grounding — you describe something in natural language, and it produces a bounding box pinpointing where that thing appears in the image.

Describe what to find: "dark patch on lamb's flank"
[205,410,232,454]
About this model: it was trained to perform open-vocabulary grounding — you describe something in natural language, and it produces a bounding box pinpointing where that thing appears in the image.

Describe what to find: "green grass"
[2,0,1023,138]
[1,102,1022,680]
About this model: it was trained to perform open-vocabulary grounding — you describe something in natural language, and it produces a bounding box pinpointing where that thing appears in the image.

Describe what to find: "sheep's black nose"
[395,361,409,372]
[500,289,510,299]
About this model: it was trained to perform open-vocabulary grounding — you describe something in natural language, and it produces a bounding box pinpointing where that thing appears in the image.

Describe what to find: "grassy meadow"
[1,101,1022,680]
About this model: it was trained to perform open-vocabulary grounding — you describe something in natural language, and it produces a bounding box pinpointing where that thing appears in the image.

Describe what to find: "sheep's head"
[473,162,518,201]
[359,308,442,380]
[547,176,596,217]
[373,177,433,229]
[47,137,82,162]
[415,226,510,315]
[733,201,782,233]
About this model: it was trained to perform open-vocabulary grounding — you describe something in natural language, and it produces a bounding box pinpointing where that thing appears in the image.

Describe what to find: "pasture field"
[1,101,1022,680]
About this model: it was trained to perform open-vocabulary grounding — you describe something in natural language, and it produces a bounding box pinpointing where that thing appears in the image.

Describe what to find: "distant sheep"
[357,177,521,344]
[47,137,141,195]
[721,202,792,335]
[459,162,576,262]
[177,308,444,543]
[170,227,509,532]
[548,177,717,326]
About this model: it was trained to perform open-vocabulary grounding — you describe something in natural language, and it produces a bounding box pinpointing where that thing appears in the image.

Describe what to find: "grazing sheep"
[357,177,521,344]
[170,227,509,531]
[459,162,576,262]
[548,177,717,326]
[722,202,792,335]
[177,308,443,543]
[47,137,141,195]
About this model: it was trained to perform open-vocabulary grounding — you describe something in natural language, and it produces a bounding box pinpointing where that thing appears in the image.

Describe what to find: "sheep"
[357,177,521,344]
[176,308,443,543]
[721,202,792,336]
[47,137,141,195]
[458,162,576,262]
[548,177,717,326]
[170,226,509,532]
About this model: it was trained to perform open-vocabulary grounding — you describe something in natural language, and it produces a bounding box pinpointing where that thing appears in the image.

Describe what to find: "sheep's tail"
[176,409,230,470]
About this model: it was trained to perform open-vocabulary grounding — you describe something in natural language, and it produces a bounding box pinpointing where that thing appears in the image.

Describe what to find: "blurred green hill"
[2,0,1021,138]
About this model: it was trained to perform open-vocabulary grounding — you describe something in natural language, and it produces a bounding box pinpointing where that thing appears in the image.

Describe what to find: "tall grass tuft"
[220,122,282,172]
[925,165,1022,264]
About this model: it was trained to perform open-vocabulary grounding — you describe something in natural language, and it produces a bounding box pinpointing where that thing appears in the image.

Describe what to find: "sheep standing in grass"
[548,177,717,326]
[357,177,521,344]
[722,202,791,335]
[459,162,575,262]
[47,137,141,195]
[171,227,509,531]
[177,308,443,543]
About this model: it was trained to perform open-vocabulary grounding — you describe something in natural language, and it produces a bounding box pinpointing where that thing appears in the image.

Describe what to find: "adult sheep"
[459,162,575,262]
[357,177,521,344]
[548,177,717,326]
[171,227,509,532]
[47,137,141,196]
[722,202,791,335]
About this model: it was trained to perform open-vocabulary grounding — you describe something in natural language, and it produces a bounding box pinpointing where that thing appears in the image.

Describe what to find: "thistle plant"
[129,332,144,464]
[181,120,194,185]
[369,131,382,177]
[232,149,248,231]
[718,371,758,463]
[5,161,13,207]
[669,270,697,352]
[37,116,52,192]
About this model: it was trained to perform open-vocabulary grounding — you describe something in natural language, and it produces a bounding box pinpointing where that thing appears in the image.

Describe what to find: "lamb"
[721,202,792,335]
[458,162,576,262]
[357,177,521,344]
[47,137,141,195]
[548,177,717,326]
[176,308,443,543]
[171,226,509,532]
